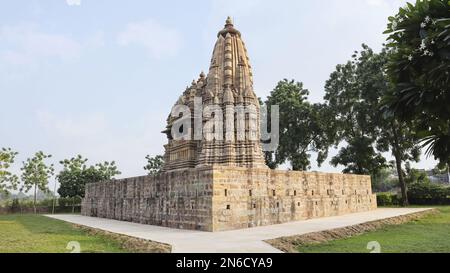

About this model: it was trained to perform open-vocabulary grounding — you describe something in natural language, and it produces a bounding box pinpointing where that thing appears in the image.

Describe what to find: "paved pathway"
[46,208,431,253]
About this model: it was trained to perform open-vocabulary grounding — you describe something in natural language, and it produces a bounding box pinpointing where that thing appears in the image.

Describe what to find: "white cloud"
[0,23,82,66]
[117,19,182,59]
[66,0,81,6]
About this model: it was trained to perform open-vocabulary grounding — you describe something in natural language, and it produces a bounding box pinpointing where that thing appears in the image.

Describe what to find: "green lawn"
[297,206,450,253]
[0,214,127,253]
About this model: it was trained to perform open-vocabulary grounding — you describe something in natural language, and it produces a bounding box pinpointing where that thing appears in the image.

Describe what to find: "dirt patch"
[72,224,172,253]
[266,209,438,253]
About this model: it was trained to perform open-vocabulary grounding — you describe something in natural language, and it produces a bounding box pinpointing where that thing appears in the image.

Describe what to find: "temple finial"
[225,16,233,27]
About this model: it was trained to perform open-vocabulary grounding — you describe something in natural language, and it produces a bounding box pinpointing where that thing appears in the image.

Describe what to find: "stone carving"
[161,17,266,171]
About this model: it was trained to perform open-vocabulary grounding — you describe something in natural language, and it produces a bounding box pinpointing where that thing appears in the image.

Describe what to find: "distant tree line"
[0,149,121,214]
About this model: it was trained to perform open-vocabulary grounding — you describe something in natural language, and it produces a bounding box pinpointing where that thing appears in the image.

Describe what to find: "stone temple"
[81,18,377,232]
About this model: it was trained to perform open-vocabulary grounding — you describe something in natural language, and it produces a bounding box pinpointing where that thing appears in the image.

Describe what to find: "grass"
[297,206,450,253]
[0,214,128,253]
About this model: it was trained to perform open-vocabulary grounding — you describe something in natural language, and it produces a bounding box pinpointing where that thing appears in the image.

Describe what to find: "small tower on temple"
[162,17,266,171]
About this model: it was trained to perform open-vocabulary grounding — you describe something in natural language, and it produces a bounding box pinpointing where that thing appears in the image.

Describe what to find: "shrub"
[57,197,72,207]
[391,194,400,206]
[408,183,450,205]
[377,192,392,206]
[10,199,20,213]
[58,196,82,207]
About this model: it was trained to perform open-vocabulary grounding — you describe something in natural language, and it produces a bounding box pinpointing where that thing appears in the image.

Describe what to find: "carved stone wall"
[82,167,214,231]
[211,167,377,231]
[82,167,377,232]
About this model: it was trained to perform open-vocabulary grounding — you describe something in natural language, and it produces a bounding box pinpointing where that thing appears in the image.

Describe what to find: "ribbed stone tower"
[162,17,266,171]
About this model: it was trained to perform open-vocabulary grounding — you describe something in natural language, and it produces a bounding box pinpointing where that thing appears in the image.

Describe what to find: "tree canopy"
[264,79,333,171]
[144,155,164,175]
[57,155,121,201]
[20,151,54,213]
[0,148,19,194]
[324,44,422,205]
[324,45,387,175]
[383,0,450,166]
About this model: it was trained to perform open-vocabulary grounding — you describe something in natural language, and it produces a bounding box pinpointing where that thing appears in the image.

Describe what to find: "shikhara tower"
[162,17,266,171]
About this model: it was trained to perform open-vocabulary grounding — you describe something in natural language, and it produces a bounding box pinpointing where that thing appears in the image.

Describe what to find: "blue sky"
[0,0,438,190]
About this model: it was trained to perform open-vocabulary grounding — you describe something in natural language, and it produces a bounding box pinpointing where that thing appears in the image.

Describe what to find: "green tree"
[264,79,333,171]
[144,155,164,175]
[94,161,121,181]
[373,47,422,206]
[0,148,19,194]
[57,155,121,212]
[371,167,398,192]
[404,162,431,184]
[383,0,450,168]
[325,45,421,205]
[377,117,421,205]
[324,45,387,175]
[433,162,450,183]
[433,162,449,174]
[20,151,54,214]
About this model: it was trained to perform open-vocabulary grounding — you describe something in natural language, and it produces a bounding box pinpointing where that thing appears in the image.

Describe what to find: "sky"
[0,0,438,192]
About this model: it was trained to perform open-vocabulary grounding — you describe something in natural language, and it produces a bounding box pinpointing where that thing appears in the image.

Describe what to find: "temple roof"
[206,17,255,99]
[162,17,266,170]
[217,16,241,38]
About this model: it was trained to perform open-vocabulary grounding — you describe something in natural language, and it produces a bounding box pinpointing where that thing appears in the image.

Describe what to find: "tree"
[57,155,88,213]
[371,167,398,193]
[264,79,333,171]
[325,45,422,206]
[0,148,19,194]
[330,137,387,175]
[377,116,421,205]
[383,0,450,168]
[144,155,164,175]
[57,155,121,212]
[20,151,54,214]
[94,161,121,181]
[324,45,387,175]
[404,163,430,185]
[433,162,449,174]
[433,162,450,183]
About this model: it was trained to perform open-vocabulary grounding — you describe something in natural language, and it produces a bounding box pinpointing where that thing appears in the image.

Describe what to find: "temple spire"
[163,17,265,171]
[225,16,233,27]
[218,16,241,38]
[210,17,254,94]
